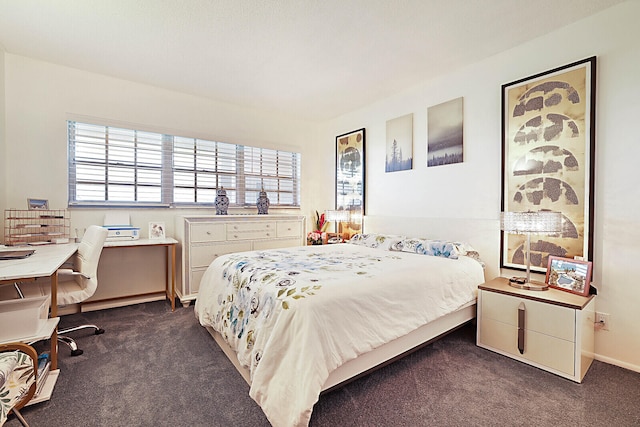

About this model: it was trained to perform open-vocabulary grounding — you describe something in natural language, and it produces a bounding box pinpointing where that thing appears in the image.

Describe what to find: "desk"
[0,243,79,371]
[88,238,177,311]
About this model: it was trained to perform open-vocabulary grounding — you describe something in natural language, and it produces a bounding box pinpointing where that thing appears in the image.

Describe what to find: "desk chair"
[0,342,38,427]
[18,225,108,356]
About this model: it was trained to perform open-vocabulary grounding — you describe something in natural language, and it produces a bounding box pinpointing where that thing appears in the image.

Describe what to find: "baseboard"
[81,294,166,312]
[595,354,640,374]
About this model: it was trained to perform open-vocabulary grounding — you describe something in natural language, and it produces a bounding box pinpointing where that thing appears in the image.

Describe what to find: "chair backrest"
[0,342,37,425]
[70,225,108,302]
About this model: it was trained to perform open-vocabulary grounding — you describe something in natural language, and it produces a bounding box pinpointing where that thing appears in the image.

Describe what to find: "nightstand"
[476,277,596,383]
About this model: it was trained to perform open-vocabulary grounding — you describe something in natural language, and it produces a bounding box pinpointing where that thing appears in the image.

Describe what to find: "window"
[68,121,301,208]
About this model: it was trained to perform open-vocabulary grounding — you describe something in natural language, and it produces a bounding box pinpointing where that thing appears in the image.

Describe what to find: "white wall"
[2,55,320,238]
[0,49,6,218]
[320,1,640,372]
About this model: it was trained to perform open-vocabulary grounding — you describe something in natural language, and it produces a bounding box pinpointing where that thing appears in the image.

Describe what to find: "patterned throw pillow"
[390,238,478,260]
[348,234,405,250]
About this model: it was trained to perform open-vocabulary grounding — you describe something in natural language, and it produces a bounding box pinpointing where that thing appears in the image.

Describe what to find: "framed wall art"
[427,97,464,167]
[501,57,596,273]
[545,256,592,296]
[385,113,413,172]
[336,128,365,237]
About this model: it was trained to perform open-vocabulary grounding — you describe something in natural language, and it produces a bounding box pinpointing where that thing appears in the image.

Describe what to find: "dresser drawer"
[190,223,226,242]
[277,221,302,238]
[191,241,251,267]
[481,290,575,342]
[190,268,207,294]
[227,221,276,240]
[254,237,301,250]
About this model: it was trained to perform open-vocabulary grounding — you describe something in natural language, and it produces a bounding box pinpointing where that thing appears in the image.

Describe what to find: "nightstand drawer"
[481,290,575,342]
[479,317,575,375]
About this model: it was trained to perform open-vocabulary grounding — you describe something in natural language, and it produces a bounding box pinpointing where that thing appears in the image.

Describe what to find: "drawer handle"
[233,234,238,238]
[206,231,211,235]
[518,302,525,354]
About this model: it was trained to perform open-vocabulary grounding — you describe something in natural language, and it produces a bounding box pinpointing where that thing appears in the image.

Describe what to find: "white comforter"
[195,243,484,427]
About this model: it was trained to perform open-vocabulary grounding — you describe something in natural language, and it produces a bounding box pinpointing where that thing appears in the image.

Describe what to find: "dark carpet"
[7,301,640,426]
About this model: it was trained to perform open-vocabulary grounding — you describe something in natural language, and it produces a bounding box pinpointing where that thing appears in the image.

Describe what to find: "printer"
[103,213,140,241]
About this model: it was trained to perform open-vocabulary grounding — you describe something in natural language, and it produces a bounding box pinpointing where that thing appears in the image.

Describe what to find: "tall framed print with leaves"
[336,128,365,238]
[501,57,596,273]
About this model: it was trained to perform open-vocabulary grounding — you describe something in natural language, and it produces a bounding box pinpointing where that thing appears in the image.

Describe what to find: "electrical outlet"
[595,312,610,331]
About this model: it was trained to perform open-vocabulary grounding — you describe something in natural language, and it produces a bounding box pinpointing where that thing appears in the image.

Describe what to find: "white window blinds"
[68,121,301,208]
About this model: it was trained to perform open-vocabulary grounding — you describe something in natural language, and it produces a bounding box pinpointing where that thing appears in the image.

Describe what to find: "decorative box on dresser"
[175,215,305,307]
[477,277,595,383]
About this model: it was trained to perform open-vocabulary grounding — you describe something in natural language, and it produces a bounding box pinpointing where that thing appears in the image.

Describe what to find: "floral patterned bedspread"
[195,243,484,427]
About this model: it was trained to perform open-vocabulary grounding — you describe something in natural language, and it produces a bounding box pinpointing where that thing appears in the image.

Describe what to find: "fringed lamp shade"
[500,211,563,235]
[325,210,350,235]
[500,211,563,290]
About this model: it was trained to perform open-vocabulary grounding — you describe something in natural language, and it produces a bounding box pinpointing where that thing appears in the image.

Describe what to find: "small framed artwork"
[149,222,166,239]
[427,97,464,167]
[545,256,592,296]
[27,198,49,210]
[385,113,413,172]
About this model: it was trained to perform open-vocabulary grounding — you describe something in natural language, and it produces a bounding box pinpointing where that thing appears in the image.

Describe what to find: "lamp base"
[508,277,549,291]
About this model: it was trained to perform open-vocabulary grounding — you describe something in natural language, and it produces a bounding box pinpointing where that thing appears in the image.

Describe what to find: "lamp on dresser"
[500,210,563,291]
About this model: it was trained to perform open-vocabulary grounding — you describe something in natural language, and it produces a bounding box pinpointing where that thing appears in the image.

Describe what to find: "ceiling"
[0,0,625,121]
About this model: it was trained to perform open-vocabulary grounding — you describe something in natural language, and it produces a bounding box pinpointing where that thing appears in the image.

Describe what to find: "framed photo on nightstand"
[545,256,592,296]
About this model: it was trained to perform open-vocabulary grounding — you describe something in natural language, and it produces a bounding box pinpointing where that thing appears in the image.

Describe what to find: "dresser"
[175,215,305,306]
[477,277,595,383]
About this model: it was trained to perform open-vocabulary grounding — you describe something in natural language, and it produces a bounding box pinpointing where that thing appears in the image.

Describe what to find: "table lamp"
[324,210,350,234]
[501,210,563,290]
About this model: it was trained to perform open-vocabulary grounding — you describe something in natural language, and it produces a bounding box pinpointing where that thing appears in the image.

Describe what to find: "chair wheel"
[95,328,105,335]
[71,349,84,357]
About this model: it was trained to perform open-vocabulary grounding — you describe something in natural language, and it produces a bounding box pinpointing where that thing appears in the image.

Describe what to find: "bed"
[194,216,499,427]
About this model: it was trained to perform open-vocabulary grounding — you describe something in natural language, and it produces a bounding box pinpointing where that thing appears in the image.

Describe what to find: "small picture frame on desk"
[545,256,592,296]
[27,198,49,210]
[149,222,166,239]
